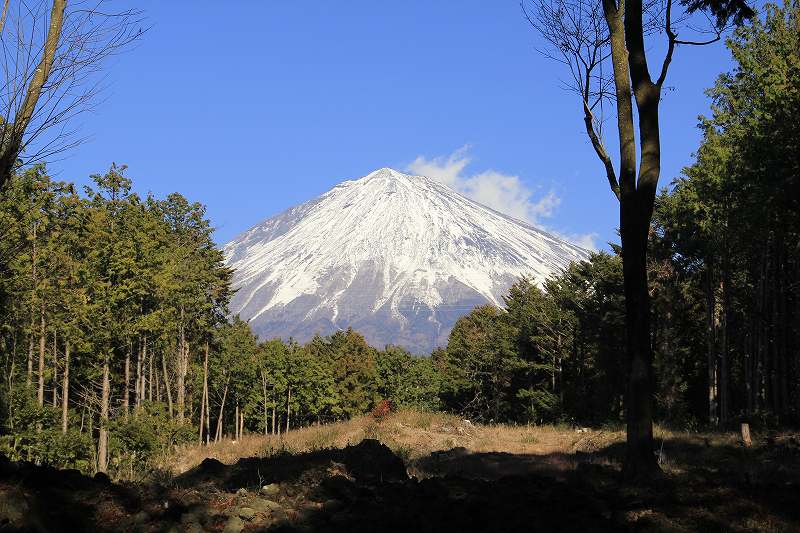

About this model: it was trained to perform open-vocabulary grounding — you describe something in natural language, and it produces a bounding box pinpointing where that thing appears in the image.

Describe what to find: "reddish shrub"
[371,399,393,420]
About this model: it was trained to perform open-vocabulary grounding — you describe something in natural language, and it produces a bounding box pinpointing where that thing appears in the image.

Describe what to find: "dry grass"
[143,412,800,531]
[165,409,747,477]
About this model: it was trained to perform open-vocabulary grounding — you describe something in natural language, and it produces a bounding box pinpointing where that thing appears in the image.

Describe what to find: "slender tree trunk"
[235,403,240,441]
[148,341,153,402]
[27,223,37,387]
[285,386,291,434]
[204,385,211,445]
[27,333,34,387]
[7,332,16,430]
[123,342,131,417]
[52,331,58,408]
[98,356,110,473]
[135,336,142,411]
[61,341,70,434]
[176,307,187,424]
[720,275,730,424]
[706,270,719,425]
[215,377,229,443]
[262,372,268,436]
[37,301,46,407]
[162,351,173,417]
[199,341,209,444]
[140,337,147,407]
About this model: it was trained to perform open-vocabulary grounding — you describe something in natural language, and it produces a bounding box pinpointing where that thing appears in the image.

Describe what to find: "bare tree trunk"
[215,377,229,443]
[706,270,719,425]
[204,385,211,446]
[199,341,209,444]
[123,342,131,417]
[0,0,66,184]
[720,275,730,424]
[26,224,37,387]
[61,341,69,434]
[52,331,58,408]
[98,356,110,473]
[272,400,276,436]
[607,0,662,478]
[262,372,268,436]
[135,336,142,411]
[176,307,188,424]
[37,302,45,407]
[162,351,173,417]
[140,337,147,407]
[285,386,291,434]
[27,333,34,387]
[148,342,153,402]
[235,403,240,441]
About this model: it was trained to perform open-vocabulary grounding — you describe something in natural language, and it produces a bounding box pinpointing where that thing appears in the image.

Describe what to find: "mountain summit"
[224,168,589,353]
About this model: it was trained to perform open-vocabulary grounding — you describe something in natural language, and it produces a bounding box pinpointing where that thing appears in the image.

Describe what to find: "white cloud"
[408,147,561,225]
[407,147,597,251]
[564,232,598,251]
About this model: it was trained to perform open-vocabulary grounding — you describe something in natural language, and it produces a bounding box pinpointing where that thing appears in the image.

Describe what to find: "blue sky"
[48,0,739,249]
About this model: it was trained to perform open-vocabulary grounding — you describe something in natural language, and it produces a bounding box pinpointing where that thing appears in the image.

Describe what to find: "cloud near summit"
[407,147,597,250]
[407,147,559,225]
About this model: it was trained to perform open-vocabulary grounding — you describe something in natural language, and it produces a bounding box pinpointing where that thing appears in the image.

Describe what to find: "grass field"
[4,410,799,531]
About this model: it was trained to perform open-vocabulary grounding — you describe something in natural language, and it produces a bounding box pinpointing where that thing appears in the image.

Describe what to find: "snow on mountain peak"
[224,168,590,353]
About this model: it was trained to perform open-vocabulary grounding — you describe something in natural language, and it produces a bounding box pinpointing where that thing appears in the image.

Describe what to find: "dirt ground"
[2,411,799,532]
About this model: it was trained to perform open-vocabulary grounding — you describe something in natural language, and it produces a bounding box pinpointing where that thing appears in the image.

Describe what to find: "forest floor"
[2,410,800,532]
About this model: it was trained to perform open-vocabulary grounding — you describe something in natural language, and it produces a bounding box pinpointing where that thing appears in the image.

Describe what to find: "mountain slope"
[224,168,589,353]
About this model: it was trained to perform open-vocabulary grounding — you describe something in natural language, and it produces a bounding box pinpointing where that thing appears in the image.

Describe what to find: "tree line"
[0,168,439,476]
[443,3,798,428]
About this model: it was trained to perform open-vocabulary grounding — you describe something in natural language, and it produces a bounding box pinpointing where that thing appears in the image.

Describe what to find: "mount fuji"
[223,168,590,354]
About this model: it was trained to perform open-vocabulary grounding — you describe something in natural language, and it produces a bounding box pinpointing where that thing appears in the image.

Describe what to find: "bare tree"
[0,0,144,189]
[524,0,752,478]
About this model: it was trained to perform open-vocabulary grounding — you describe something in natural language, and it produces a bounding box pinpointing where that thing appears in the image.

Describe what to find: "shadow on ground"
[2,435,800,532]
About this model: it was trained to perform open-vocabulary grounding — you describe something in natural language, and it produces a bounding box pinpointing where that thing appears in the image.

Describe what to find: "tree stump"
[741,423,752,447]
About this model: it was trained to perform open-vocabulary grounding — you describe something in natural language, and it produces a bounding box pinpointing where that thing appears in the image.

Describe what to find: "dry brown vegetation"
[166,410,623,474]
[167,409,743,476]
[4,410,799,532]
[157,410,800,532]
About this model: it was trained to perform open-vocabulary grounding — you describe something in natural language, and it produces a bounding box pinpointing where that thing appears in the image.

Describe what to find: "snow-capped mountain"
[224,168,589,354]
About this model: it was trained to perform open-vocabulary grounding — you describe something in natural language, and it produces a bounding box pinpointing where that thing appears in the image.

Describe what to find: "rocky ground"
[2,414,800,532]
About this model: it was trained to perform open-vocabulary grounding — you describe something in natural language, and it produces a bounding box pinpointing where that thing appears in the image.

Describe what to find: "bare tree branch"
[0,0,146,189]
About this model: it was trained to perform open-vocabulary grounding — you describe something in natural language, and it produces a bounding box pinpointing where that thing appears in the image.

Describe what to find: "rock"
[261,483,281,497]
[297,502,321,521]
[322,499,344,513]
[236,487,248,496]
[180,509,203,525]
[133,510,150,524]
[0,487,30,524]
[223,515,245,533]
[320,475,359,501]
[248,499,271,513]
[264,499,284,512]
[329,511,353,526]
[238,506,256,520]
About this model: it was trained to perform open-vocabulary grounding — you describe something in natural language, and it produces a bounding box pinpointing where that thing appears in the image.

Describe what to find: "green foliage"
[651,1,800,424]
[0,386,93,472]
[109,402,194,476]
